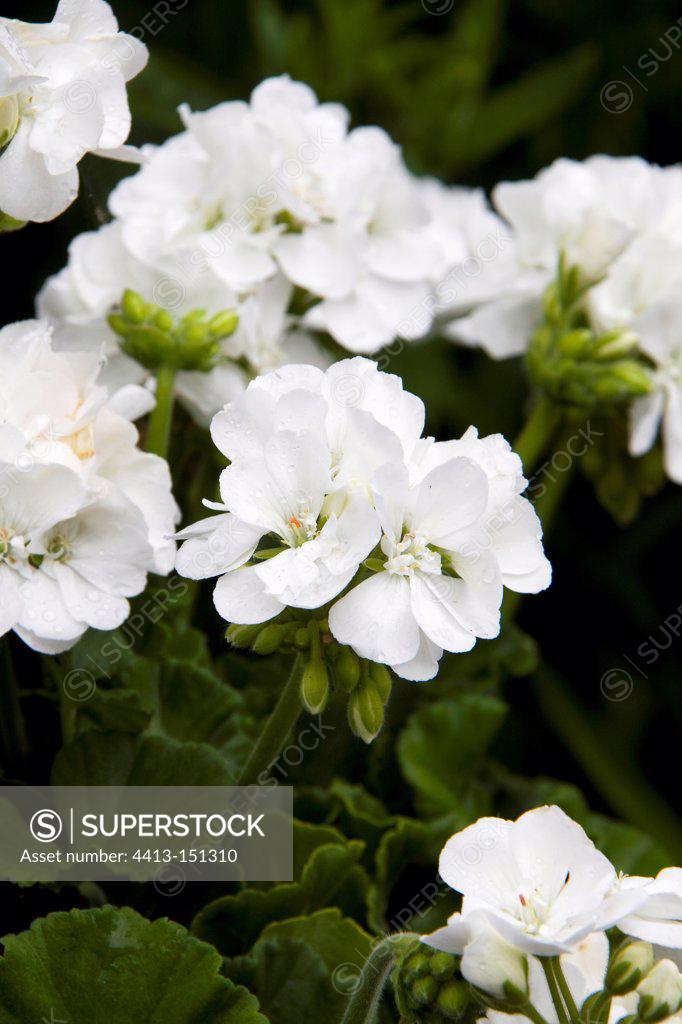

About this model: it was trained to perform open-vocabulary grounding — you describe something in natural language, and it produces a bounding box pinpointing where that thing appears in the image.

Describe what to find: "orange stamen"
[289,516,301,528]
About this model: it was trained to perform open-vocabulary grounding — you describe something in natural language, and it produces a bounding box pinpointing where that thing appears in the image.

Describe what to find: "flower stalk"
[146,364,177,459]
[236,653,304,786]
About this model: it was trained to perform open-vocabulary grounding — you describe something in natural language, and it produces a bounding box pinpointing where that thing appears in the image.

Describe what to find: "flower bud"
[226,623,263,648]
[251,623,288,655]
[335,647,361,692]
[300,656,329,714]
[293,627,310,650]
[437,979,471,1019]
[208,310,239,338]
[606,941,654,995]
[412,975,439,1007]
[369,662,392,703]
[593,329,639,360]
[122,289,150,324]
[558,329,594,358]
[637,960,682,1022]
[0,210,26,233]
[348,683,384,743]
[430,952,456,982]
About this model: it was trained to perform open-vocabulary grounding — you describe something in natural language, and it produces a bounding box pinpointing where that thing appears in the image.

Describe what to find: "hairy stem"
[146,364,176,459]
[236,654,303,786]
[341,933,418,1024]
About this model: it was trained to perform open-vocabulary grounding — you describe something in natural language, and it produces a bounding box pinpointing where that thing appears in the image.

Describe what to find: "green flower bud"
[403,951,432,981]
[606,941,655,995]
[122,289,150,324]
[412,975,439,1007]
[637,960,682,1022]
[558,328,595,358]
[208,310,239,338]
[153,309,174,332]
[122,325,174,369]
[368,662,392,704]
[251,623,289,655]
[348,683,384,743]
[437,979,471,1019]
[107,312,131,338]
[335,647,361,692]
[293,627,310,650]
[430,952,456,982]
[593,329,639,360]
[300,656,329,714]
[226,623,263,648]
[0,210,26,233]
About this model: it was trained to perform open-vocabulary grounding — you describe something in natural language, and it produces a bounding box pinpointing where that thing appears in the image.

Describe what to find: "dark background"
[4,0,681,826]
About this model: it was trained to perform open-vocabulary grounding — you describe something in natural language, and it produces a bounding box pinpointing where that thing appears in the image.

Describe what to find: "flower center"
[286,509,319,547]
[511,887,552,933]
[47,534,71,562]
[382,530,441,577]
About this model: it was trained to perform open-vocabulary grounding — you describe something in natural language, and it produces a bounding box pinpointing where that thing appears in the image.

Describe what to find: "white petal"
[629,390,665,458]
[662,384,682,484]
[0,120,79,222]
[328,571,420,665]
[213,565,282,624]
[176,515,263,580]
[391,630,442,681]
[409,458,489,544]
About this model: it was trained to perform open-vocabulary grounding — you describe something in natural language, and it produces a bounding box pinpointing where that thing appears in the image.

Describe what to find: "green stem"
[523,1002,554,1024]
[341,933,418,1024]
[542,959,570,1024]
[0,638,28,770]
[534,665,682,861]
[513,395,561,477]
[146,364,176,459]
[236,654,304,786]
[552,958,581,1024]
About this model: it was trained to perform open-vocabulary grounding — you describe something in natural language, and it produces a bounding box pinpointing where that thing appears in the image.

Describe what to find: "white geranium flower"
[0,319,178,652]
[0,0,148,223]
[278,127,442,352]
[176,358,550,682]
[328,427,550,681]
[588,209,682,484]
[443,156,678,360]
[14,492,155,654]
[431,806,619,956]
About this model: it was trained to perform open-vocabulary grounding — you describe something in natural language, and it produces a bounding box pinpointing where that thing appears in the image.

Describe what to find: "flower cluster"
[436,157,682,483]
[0,0,148,225]
[422,806,682,1024]
[0,319,178,653]
[38,75,456,425]
[175,357,551,695]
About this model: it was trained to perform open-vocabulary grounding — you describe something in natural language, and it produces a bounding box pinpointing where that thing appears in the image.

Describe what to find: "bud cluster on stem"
[227,611,393,741]
[526,256,652,408]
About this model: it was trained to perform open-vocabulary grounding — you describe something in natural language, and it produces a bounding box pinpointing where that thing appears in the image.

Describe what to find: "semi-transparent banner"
[0,786,292,883]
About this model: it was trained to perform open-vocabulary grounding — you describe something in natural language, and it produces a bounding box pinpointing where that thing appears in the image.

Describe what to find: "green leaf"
[397,694,506,818]
[453,43,599,169]
[368,813,462,933]
[51,732,233,787]
[0,906,266,1024]
[226,910,374,1024]
[193,824,366,956]
[226,937,333,1024]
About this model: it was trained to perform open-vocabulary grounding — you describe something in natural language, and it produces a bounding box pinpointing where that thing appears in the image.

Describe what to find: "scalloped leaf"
[0,906,266,1024]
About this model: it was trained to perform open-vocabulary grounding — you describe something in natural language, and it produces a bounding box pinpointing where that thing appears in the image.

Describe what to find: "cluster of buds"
[602,941,682,1024]
[108,289,239,372]
[393,944,475,1023]
[227,613,393,742]
[526,257,652,408]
